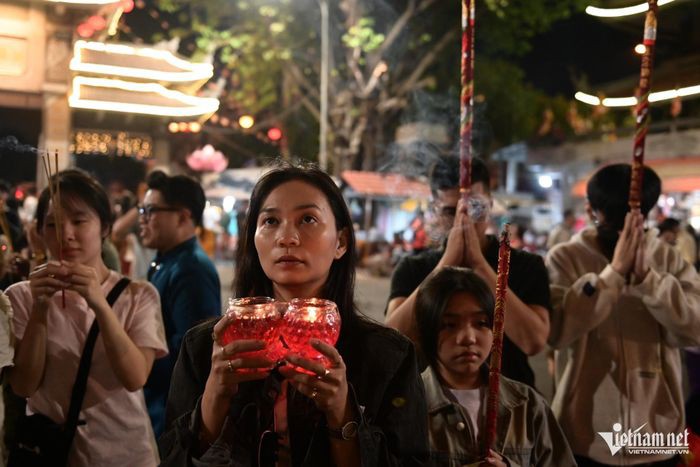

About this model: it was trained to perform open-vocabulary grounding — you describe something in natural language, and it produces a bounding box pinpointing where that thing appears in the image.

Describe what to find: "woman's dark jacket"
[158,318,429,466]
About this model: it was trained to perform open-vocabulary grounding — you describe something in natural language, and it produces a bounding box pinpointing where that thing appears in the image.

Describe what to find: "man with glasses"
[385,155,551,387]
[139,170,221,437]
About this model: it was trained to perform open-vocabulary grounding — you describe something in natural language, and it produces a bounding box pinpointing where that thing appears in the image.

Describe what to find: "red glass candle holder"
[281,298,341,368]
[220,296,284,363]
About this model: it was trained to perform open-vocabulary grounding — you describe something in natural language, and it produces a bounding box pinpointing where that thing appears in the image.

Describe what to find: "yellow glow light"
[585,0,675,18]
[69,76,220,117]
[168,122,179,133]
[189,122,202,132]
[575,83,700,108]
[238,115,255,129]
[634,43,646,55]
[70,40,214,83]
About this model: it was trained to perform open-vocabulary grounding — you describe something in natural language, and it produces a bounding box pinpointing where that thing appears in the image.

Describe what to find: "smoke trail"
[0,136,39,154]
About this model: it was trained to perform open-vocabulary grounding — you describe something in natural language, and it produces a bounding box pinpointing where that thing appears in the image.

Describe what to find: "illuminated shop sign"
[70,130,153,159]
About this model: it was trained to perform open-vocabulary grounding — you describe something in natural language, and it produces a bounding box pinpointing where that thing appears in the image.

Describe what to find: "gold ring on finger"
[310,387,318,399]
[227,360,234,373]
[316,368,330,380]
[49,273,56,279]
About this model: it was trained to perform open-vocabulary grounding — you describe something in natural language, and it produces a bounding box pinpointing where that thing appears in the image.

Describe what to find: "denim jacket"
[159,318,429,466]
[422,367,576,467]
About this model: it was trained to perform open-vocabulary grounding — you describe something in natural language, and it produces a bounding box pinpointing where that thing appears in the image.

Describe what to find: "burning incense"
[41,151,66,307]
[459,0,475,198]
[483,224,511,456]
[629,0,658,210]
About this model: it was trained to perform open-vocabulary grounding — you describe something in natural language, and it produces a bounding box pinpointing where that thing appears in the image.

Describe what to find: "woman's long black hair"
[233,160,368,347]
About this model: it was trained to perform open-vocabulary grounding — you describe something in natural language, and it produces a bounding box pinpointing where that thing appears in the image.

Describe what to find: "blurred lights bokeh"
[538,175,553,189]
[238,115,255,129]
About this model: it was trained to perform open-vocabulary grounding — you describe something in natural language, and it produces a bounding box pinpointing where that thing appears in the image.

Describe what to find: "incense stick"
[483,224,511,456]
[629,0,658,211]
[41,151,66,307]
[459,0,475,199]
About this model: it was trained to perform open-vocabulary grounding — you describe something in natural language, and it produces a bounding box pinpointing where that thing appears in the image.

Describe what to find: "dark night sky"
[521,0,700,97]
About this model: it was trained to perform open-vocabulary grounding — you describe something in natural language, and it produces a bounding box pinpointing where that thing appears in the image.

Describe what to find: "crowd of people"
[0,156,698,466]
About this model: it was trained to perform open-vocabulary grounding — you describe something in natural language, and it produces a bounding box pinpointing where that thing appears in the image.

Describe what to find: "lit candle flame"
[305,307,318,322]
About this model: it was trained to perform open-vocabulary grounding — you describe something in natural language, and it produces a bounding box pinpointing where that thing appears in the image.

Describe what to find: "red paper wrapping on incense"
[484,225,511,456]
[629,0,658,210]
[459,0,475,198]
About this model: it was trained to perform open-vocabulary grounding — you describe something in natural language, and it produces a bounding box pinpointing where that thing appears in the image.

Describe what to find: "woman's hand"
[280,339,351,427]
[28,261,70,311]
[61,261,108,310]
[200,316,273,446]
[207,314,275,393]
[478,449,507,467]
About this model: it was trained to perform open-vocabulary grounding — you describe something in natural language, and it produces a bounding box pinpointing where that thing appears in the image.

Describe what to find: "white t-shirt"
[449,387,483,438]
[6,271,168,467]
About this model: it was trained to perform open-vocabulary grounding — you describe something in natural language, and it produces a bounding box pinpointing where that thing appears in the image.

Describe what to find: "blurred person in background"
[139,170,221,438]
[657,217,681,247]
[547,209,576,250]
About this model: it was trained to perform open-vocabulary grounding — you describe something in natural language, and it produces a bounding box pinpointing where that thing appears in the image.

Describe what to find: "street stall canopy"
[571,157,700,196]
[341,170,431,199]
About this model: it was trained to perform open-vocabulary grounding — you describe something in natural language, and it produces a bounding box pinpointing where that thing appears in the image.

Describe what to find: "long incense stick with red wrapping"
[483,225,511,456]
[629,0,658,210]
[459,0,475,199]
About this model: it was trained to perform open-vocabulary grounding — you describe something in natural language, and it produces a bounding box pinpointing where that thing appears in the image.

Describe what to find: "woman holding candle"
[416,266,575,467]
[5,169,168,466]
[160,161,428,466]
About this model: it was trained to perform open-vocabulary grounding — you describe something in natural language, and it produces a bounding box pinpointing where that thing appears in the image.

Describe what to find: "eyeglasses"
[138,205,180,220]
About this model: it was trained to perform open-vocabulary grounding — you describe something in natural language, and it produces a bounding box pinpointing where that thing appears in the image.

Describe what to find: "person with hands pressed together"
[5,169,168,466]
[546,164,700,466]
[159,161,428,467]
[386,156,550,387]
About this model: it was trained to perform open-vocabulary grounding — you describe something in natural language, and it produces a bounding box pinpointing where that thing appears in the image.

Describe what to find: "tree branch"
[370,0,415,66]
[286,60,321,102]
[396,28,457,96]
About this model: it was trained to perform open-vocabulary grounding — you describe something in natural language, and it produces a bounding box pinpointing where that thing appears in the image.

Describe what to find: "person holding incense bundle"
[546,163,700,466]
[5,169,168,466]
[159,161,428,466]
[416,266,575,467]
[386,155,550,387]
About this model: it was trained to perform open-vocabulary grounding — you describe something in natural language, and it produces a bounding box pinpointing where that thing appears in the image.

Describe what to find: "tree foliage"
[130,0,587,170]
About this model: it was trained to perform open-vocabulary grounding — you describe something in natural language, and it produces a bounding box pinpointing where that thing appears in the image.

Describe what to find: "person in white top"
[5,169,168,467]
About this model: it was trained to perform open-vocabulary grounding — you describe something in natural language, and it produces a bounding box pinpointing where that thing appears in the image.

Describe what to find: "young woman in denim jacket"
[159,162,428,466]
[415,266,575,467]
